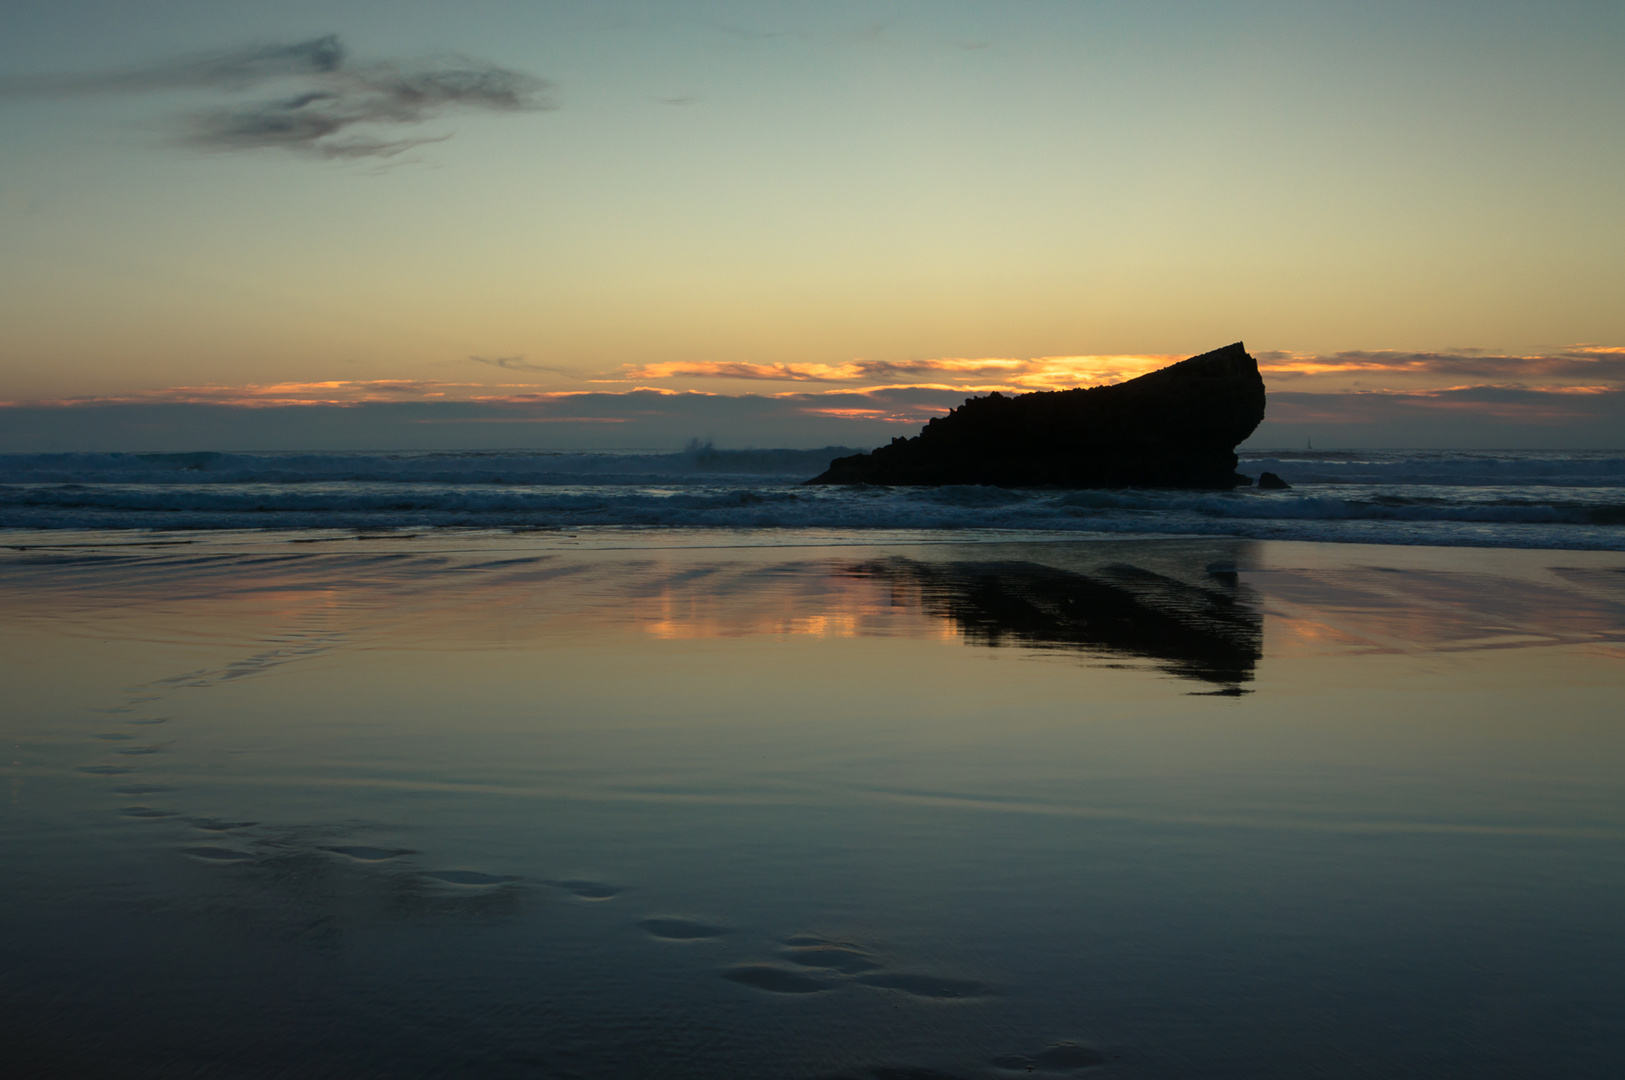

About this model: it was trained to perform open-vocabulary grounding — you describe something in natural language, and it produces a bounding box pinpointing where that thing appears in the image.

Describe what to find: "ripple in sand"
[325,845,415,862]
[856,973,993,999]
[551,879,621,900]
[92,733,136,741]
[991,1042,1106,1072]
[120,806,177,818]
[188,818,258,832]
[422,870,518,886]
[779,936,881,973]
[183,846,252,862]
[114,784,171,795]
[117,746,163,756]
[128,717,170,726]
[720,964,832,994]
[639,917,730,940]
[871,1069,974,1080]
[77,765,132,776]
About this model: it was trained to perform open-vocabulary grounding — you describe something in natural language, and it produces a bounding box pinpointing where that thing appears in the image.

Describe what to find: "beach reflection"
[624,542,1263,692]
[841,557,1261,691]
[4,532,1625,1080]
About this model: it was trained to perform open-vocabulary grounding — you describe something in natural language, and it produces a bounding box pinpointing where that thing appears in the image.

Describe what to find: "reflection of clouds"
[629,553,1263,691]
[7,541,1267,692]
[1255,566,1625,656]
[13,539,1616,684]
[635,567,949,642]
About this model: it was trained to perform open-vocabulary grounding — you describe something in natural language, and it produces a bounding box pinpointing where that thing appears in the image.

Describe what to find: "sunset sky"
[2,1,1621,450]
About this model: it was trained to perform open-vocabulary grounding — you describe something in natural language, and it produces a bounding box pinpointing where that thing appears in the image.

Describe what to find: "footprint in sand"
[323,845,415,862]
[549,879,622,900]
[855,973,994,999]
[779,935,882,973]
[638,917,730,941]
[182,846,253,862]
[990,1041,1107,1073]
[421,870,519,886]
[720,964,833,994]
[188,818,258,832]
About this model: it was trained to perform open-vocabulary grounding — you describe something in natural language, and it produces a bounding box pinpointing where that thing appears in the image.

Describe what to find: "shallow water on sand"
[2,530,1624,1079]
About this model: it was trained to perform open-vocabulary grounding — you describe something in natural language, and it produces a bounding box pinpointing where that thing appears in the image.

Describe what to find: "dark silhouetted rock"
[807,342,1265,489]
[1257,471,1291,490]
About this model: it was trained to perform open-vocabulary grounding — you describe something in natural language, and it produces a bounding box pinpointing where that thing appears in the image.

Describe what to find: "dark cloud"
[1247,387,1625,449]
[0,35,553,159]
[0,387,959,452]
[0,36,346,96]
[469,356,580,376]
[1257,347,1625,388]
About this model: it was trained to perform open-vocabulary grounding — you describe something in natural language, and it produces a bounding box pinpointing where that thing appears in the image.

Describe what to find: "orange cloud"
[10,381,726,410]
[17,380,489,408]
[792,405,945,423]
[616,354,1178,393]
[1255,347,1625,392]
[12,346,1621,418]
[618,347,1625,397]
[1265,385,1617,427]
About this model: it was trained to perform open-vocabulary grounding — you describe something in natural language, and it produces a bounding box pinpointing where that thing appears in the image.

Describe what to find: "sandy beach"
[3,529,1622,1078]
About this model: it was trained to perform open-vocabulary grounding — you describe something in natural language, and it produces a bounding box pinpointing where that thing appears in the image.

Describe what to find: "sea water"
[1,447,1622,549]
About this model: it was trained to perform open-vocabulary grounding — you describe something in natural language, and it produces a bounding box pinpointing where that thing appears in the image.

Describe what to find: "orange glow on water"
[635,567,941,642]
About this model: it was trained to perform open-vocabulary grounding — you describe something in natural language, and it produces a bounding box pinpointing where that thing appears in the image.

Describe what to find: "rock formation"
[806,342,1266,489]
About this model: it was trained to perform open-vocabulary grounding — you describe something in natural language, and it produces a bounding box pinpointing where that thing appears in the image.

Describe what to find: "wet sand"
[2,530,1623,1078]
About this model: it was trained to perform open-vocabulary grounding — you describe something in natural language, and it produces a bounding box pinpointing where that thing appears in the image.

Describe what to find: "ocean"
[2,446,1622,549]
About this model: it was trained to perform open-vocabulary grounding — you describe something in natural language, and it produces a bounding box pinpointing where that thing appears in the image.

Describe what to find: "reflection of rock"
[808,342,1266,489]
[844,557,1261,691]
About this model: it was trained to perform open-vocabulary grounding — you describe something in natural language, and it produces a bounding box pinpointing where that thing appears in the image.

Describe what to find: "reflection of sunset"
[1264,612,1387,657]
[636,568,946,642]
[1252,566,1625,657]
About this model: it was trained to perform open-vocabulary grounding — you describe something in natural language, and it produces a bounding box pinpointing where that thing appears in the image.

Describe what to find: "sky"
[1,0,1622,451]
